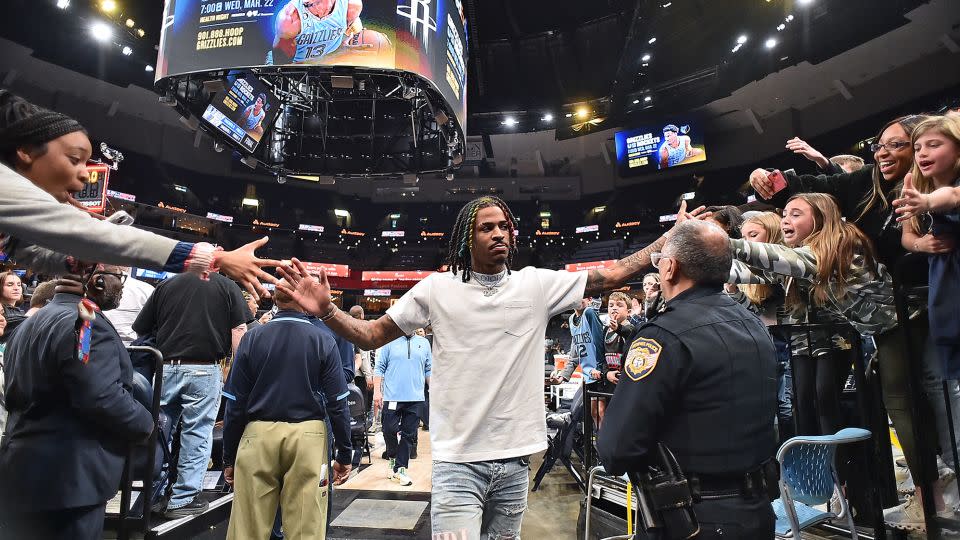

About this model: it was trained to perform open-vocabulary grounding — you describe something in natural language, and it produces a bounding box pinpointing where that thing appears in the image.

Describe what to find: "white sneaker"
[390,467,413,486]
[884,496,927,532]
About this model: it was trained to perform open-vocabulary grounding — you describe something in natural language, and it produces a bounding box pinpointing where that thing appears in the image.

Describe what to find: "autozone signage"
[565,260,617,272]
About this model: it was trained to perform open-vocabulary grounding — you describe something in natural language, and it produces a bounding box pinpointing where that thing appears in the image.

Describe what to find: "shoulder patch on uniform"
[624,337,662,382]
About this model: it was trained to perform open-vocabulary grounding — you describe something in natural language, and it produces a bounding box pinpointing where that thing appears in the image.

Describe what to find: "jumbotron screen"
[614,122,707,177]
[201,74,280,152]
[157,0,468,128]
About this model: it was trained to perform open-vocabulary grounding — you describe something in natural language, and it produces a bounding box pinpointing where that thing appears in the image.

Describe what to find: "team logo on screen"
[397,0,437,50]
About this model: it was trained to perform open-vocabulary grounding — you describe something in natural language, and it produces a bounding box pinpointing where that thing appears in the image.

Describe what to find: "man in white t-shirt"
[277,197,701,538]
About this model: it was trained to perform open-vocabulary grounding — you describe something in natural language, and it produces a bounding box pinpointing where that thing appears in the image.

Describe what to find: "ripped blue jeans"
[431,458,529,540]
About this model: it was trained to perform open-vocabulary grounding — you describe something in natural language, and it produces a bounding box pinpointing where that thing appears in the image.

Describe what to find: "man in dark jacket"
[599,221,777,540]
[222,282,352,540]
[0,267,154,539]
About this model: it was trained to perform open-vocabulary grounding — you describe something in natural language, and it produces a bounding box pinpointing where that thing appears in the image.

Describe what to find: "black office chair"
[346,383,372,465]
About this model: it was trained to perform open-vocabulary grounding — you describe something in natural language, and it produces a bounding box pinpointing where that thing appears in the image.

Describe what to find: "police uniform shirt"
[597,286,777,477]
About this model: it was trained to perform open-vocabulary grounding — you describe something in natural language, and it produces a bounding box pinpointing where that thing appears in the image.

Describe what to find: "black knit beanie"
[0,90,85,151]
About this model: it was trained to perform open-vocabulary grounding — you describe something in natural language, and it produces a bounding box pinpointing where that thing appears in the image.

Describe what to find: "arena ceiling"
[0,0,934,137]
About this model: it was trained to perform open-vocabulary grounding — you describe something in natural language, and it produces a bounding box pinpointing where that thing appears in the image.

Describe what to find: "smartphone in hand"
[768,169,788,194]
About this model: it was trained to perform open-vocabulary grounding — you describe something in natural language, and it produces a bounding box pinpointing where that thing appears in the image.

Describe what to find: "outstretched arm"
[276,259,405,350]
[584,201,709,296]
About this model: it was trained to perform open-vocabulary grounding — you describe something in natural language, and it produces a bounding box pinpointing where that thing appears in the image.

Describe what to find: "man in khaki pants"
[222,285,353,539]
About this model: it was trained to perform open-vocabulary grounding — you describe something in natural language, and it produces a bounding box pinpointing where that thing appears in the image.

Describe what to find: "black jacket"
[598,286,777,476]
[761,164,905,269]
[0,293,153,510]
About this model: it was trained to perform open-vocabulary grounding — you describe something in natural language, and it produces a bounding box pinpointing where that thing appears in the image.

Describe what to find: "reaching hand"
[224,466,234,486]
[373,391,384,411]
[606,371,620,384]
[275,259,332,317]
[215,237,281,301]
[749,168,775,200]
[332,462,352,485]
[893,173,931,222]
[669,200,711,237]
[785,137,829,169]
[590,370,602,380]
[913,233,955,254]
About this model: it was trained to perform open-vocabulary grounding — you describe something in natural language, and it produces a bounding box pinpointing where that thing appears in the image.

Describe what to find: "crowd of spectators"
[0,87,959,538]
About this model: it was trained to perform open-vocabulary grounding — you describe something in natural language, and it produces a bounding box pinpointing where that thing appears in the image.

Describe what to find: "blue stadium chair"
[772,427,872,538]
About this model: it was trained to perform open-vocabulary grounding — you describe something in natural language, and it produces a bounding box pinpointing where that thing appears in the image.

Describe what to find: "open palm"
[276,258,332,316]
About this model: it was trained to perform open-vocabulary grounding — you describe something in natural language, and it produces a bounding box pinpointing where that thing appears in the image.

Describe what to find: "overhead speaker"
[203,79,227,93]
[331,76,354,89]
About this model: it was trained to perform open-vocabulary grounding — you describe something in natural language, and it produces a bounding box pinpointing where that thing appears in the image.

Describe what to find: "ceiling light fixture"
[56,0,70,8]
[576,107,588,119]
[641,53,651,62]
[502,117,517,127]
[145,64,154,72]
[648,37,657,44]
[632,99,640,104]
[121,46,132,56]
[100,0,117,13]
[90,21,113,42]
[644,96,652,102]
[542,113,553,122]
[125,18,135,28]
[737,35,748,44]
[765,38,777,49]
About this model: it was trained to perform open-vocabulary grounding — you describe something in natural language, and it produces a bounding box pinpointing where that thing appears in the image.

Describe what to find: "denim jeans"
[431,458,529,540]
[161,364,222,509]
[921,334,960,464]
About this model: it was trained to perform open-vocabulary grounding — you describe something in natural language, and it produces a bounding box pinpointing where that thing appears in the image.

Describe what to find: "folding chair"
[772,427,872,538]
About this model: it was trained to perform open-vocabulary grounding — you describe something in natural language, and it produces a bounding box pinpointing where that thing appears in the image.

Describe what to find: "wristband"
[320,304,339,322]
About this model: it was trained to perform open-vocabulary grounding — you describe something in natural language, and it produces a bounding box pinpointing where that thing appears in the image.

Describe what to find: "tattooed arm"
[584,202,710,296]
[584,234,667,296]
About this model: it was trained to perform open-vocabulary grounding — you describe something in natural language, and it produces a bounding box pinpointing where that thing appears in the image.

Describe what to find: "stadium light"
[121,46,132,56]
[90,21,113,42]
[737,35,748,44]
[56,0,70,9]
[125,18,135,28]
[576,107,588,119]
[136,28,146,38]
[765,38,777,49]
[100,0,117,13]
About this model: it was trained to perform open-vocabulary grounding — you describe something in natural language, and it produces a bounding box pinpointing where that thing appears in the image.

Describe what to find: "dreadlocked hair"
[446,196,518,283]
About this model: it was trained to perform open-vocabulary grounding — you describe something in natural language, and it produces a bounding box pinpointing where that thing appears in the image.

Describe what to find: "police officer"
[221,279,352,540]
[598,220,778,539]
[0,268,154,539]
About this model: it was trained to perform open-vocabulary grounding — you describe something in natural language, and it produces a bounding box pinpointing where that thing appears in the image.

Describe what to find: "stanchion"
[108,346,165,540]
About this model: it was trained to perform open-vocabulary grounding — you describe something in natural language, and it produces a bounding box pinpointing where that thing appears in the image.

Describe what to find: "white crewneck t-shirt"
[387,266,587,462]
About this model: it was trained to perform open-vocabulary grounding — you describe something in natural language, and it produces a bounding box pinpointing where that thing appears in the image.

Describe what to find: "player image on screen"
[268,0,393,66]
[658,124,704,169]
[240,93,268,138]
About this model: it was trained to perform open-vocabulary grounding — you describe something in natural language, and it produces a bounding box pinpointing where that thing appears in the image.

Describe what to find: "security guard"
[598,220,778,540]
[0,268,154,540]
[221,279,353,540]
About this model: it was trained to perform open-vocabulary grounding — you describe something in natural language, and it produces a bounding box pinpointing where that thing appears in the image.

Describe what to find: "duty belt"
[688,464,777,502]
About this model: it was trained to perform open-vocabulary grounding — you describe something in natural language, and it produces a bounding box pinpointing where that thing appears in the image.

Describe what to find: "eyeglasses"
[94,271,127,285]
[869,141,911,153]
[651,252,671,269]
